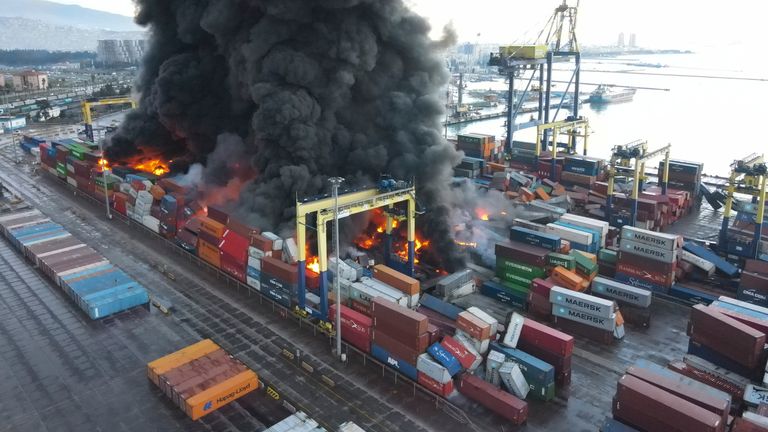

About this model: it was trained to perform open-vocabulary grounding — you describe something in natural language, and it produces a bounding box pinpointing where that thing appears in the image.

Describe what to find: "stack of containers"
[147,339,259,421]
[440,335,480,372]
[738,260,768,308]
[0,207,149,320]
[527,278,555,319]
[456,133,496,161]
[489,342,556,401]
[516,318,574,386]
[371,298,430,381]
[175,217,201,254]
[197,216,226,268]
[372,265,420,307]
[545,222,596,254]
[660,159,703,201]
[592,276,653,328]
[560,155,604,189]
[260,257,298,308]
[132,190,153,224]
[550,286,622,343]
[490,241,548,307]
[456,373,528,425]
[455,310,493,355]
[418,343,461,397]
[616,226,682,294]
[687,304,766,379]
[350,277,410,315]
[247,234,273,291]
[219,228,249,283]
[454,157,485,179]
[330,303,373,353]
[262,232,284,261]
[159,194,181,238]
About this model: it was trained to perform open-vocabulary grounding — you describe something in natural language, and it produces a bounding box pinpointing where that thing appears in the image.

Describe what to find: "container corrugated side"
[184,370,259,420]
[148,339,221,386]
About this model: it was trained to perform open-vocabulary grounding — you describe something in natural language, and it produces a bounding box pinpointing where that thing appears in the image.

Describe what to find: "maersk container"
[551,304,617,332]
[371,343,418,381]
[591,276,652,308]
[419,294,463,320]
[416,353,452,384]
[489,342,555,401]
[427,343,462,376]
[620,239,677,264]
[549,286,616,319]
[622,226,680,251]
[509,226,561,252]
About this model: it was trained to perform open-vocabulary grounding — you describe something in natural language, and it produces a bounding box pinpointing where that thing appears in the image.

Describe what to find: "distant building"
[12,71,48,91]
[0,115,26,132]
[617,32,625,48]
[97,40,147,66]
[629,33,637,48]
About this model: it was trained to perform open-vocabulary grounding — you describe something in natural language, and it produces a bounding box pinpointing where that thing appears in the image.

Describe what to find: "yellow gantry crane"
[81,97,137,141]
[719,153,767,258]
[535,117,590,178]
[605,140,671,227]
[295,182,417,320]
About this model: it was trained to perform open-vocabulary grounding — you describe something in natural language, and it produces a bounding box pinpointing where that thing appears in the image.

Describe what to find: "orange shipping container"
[552,266,585,292]
[372,265,420,296]
[198,240,221,268]
[199,217,226,239]
[457,311,492,341]
[573,250,597,264]
[147,339,220,386]
[185,370,259,420]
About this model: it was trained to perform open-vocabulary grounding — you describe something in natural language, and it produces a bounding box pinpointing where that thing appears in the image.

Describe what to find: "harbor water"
[449,47,768,177]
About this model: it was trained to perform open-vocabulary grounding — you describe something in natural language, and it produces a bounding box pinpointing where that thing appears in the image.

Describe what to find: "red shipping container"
[616,261,674,287]
[219,230,249,265]
[708,305,768,335]
[330,304,372,353]
[418,371,454,397]
[306,269,320,290]
[456,311,491,341]
[689,304,765,368]
[371,298,428,340]
[519,318,574,357]
[207,205,230,225]
[614,374,724,432]
[261,257,298,284]
[220,253,246,283]
[250,234,273,251]
[731,418,768,432]
[372,329,422,365]
[440,336,477,369]
[531,278,554,298]
[457,374,527,425]
[350,299,372,317]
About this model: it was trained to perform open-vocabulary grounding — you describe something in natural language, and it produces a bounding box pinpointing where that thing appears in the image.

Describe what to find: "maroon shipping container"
[618,251,677,272]
[626,365,729,425]
[689,305,765,368]
[371,298,428,340]
[531,278,554,298]
[183,217,202,234]
[519,318,574,357]
[614,374,724,432]
[553,316,613,345]
[440,336,477,369]
[227,218,260,239]
[220,253,246,283]
[427,324,442,346]
[330,304,372,353]
[666,361,745,403]
[416,307,457,335]
[616,261,675,287]
[731,418,768,432]
[708,305,768,335]
[372,329,423,365]
[261,257,298,284]
[495,241,548,268]
[206,205,230,225]
[742,272,768,291]
[457,373,528,425]
[418,372,454,397]
[746,259,768,276]
[350,299,372,317]
[250,234,273,252]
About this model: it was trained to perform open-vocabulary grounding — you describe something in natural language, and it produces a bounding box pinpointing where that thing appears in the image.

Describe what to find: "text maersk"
[604,286,640,302]
[567,309,606,326]
[564,297,605,314]
[631,232,667,247]
[630,244,666,258]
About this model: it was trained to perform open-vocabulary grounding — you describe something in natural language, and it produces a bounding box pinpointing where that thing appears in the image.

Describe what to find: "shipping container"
[489,342,555,401]
[417,371,454,397]
[509,227,561,252]
[457,311,492,341]
[499,361,530,399]
[417,353,453,384]
[147,339,221,386]
[621,226,681,251]
[480,280,529,310]
[619,239,678,264]
[551,304,617,331]
[372,330,425,365]
[457,373,528,425]
[440,336,477,370]
[330,304,373,353]
[615,272,669,294]
[372,265,419,295]
[371,343,418,381]
[550,286,616,319]
[518,318,574,357]
[495,242,549,267]
[591,276,652,308]
[426,343,462,377]
[419,294,463,320]
[689,304,765,368]
[372,298,428,340]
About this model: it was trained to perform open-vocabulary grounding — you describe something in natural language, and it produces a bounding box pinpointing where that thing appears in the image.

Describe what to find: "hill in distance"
[0,0,141,32]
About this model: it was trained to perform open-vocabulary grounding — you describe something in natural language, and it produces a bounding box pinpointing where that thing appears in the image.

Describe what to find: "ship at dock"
[587,85,637,104]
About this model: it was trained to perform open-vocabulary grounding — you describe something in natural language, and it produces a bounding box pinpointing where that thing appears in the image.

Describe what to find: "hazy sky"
[48,0,766,49]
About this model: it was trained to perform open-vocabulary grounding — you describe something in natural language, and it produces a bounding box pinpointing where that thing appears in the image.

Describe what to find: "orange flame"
[133,159,170,176]
[455,240,478,248]
[98,158,110,171]
[307,255,320,274]
[475,208,490,221]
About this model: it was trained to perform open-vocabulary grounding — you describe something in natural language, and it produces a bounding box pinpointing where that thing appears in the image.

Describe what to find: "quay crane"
[718,153,767,259]
[81,97,137,142]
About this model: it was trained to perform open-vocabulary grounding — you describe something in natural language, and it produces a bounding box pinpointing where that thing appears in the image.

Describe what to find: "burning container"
[147,339,259,421]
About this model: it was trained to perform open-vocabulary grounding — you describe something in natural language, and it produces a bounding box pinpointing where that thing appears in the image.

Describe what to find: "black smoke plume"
[107,0,465,270]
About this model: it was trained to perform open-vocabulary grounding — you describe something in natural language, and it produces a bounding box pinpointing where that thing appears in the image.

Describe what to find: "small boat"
[587,84,637,104]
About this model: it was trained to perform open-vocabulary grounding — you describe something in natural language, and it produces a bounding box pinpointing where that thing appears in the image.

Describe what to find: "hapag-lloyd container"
[417,353,452,384]
[549,287,616,319]
[457,373,528,425]
[591,277,652,308]
[551,304,617,331]
[619,239,678,264]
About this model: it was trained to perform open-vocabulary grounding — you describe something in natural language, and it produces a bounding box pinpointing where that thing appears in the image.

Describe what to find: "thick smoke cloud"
[107,0,465,270]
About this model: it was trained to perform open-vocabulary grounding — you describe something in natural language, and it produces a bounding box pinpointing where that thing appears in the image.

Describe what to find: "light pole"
[328,176,345,361]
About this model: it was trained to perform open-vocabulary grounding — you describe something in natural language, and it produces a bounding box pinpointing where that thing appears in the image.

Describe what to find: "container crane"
[718,154,767,258]
[81,97,137,141]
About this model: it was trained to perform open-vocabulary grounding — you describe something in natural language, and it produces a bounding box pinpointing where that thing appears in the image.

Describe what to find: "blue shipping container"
[615,272,669,294]
[509,227,561,252]
[85,284,149,319]
[419,294,464,320]
[371,344,418,381]
[668,284,717,305]
[683,242,739,278]
[426,343,462,376]
[247,266,261,280]
[263,285,292,308]
[489,342,555,399]
[480,281,528,310]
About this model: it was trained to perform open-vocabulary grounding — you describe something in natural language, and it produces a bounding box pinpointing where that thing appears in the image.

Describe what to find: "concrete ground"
[0,148,727,432]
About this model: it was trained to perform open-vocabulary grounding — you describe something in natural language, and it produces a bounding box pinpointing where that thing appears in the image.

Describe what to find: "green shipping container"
[547,253,575,271]
[598,248,618,264]
[499,279,531,296]
[496,257,547,279]
[570,251,599,278]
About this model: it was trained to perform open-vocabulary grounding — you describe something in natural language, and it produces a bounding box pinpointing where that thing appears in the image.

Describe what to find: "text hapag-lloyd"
[210,382,252,407]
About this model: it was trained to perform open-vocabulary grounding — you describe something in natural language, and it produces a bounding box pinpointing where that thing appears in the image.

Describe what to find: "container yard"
[2,1,768,432]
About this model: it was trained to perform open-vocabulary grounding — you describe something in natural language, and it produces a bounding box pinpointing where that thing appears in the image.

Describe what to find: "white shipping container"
[338,422,367,432]
[681,250,716,276]
[446,281,476,300]
[452,332,483,371]
[499,361,530,400]
[559,213,609,248]
[248,247,271,259]
[283,238,298,264]
[621,226,680,251]
[545,223,593,247]
[549,286,616,319]
[502,312,525,348]
[262,232,284,251]
[136,190,153,204]
[264,412,321,432]
[248,256,261,271]
[485,351,506,386]
[67,177,78,187]
[467,307,499,336]
[614,324,625,340]
[551,304,616,331]
[620,239,678,264]
[417,353,452,384]
[350,282,402,307]
[360,277,409,306]
[246,276,261,291]
[142,215,160,233]
[455,329,489,355]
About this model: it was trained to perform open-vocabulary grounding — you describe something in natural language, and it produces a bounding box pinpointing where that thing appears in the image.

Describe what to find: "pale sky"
[49,0,767,49]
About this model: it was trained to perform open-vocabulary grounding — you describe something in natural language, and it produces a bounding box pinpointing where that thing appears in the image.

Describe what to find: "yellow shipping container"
[185,370,260,420]
[499,45,548,59]
[147,339,220,386]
